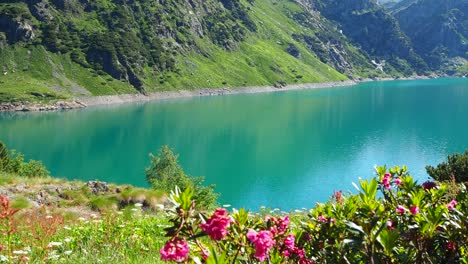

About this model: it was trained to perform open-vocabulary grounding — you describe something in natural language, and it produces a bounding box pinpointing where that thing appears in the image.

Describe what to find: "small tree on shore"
[426,150,468,182]
[145,145,218,209]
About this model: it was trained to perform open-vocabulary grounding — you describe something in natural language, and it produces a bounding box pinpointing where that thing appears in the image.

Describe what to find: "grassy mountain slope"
[0,0,464,104]
[0,0,363,103]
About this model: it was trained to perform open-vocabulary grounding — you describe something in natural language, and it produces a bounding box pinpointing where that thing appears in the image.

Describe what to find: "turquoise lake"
[0,78,467,210]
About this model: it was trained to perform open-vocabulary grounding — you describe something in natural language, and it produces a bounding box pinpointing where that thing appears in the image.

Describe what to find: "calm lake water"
[1,78,467,210]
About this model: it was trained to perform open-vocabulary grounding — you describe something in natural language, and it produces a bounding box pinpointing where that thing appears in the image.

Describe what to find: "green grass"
[0,0,396,102]
[144,0,348,92]
[0,45,137,102]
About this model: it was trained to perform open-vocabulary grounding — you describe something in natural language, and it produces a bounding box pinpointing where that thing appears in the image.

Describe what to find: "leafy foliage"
[426,151,468,182]
[160,165,467,263]
[0,141,49,177]
[146,146,218,209]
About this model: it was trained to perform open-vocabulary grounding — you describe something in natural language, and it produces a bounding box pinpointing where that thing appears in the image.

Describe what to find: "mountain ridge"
[0,0,466,103]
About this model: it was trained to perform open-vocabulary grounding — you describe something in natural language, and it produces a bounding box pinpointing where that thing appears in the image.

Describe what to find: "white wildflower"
[64,237,73,243]
[64,250,73,255]
[47,241,63,247]
[0,255,8,262]
[12,250,28,255]
[134,203,143,207]
[45,215,53,219]
[78,217,86,221]
[63,226,72,230]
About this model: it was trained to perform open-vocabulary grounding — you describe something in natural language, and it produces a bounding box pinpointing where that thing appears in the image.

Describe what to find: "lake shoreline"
[79,80,357,108]
[0,76,434,112]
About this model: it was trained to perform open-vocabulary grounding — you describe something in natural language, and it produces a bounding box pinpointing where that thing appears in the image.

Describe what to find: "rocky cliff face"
[393,0,468,74]
[309,0,428,75]
[0,6,37,43]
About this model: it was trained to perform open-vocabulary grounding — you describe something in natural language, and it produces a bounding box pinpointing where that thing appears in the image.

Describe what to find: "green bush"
[160,165,467,263]
[0,141,49,177]
[145,145,218,209]
[426,150,468,182]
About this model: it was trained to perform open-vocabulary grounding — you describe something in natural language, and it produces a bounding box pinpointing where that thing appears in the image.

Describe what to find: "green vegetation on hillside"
[393,0,468,74]
[426,150,468,183]
[0,0,355,103]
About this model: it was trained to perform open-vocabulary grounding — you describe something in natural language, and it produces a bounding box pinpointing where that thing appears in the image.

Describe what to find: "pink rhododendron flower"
[318,215,328,222]
[410,206,419,215]
[396,205,407,214]
[199,208,231,240]
[284,233,295,250]
[292,247,312,264]
[276,215,290,234]
[386,219,394,231]
[447,241,455,251]
[446,200,457,210]
[382,173,392,189]
[160,237,189,262]
[394,177,402,186]
[246,229,275,262]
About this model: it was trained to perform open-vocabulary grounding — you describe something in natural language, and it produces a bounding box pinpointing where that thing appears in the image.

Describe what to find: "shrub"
[160,165,467,263]
[0,141,49,177]
[426,150,468,182]
[145,146,218,209]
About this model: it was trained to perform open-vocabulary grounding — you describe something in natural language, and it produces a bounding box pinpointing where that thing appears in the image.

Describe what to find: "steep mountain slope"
[0,0,463,104]
[1,0,380,102]
[393,0,468,74]
[308,0,428,75]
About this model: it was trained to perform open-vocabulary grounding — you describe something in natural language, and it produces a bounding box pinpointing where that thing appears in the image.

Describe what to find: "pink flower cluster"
[396,205,419,215]
[396,205,407,214]
[318,215,335,224]
[160,237,189,262]
[381,173,403,189]
[281,233,312,264]
[387,219,394,231]
[446,200,457,210]
[266,215,290,235]
[410,206,419,215]
[247,229,276,262]
[200,208,231,240]
[394,177,402,186]
[447,241,456,251]
[382,173,392,190]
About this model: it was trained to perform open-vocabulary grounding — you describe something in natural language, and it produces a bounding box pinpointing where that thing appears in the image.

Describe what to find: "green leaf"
[344,220,365,235]
[206,246,228,264]
[377,228,399,256]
